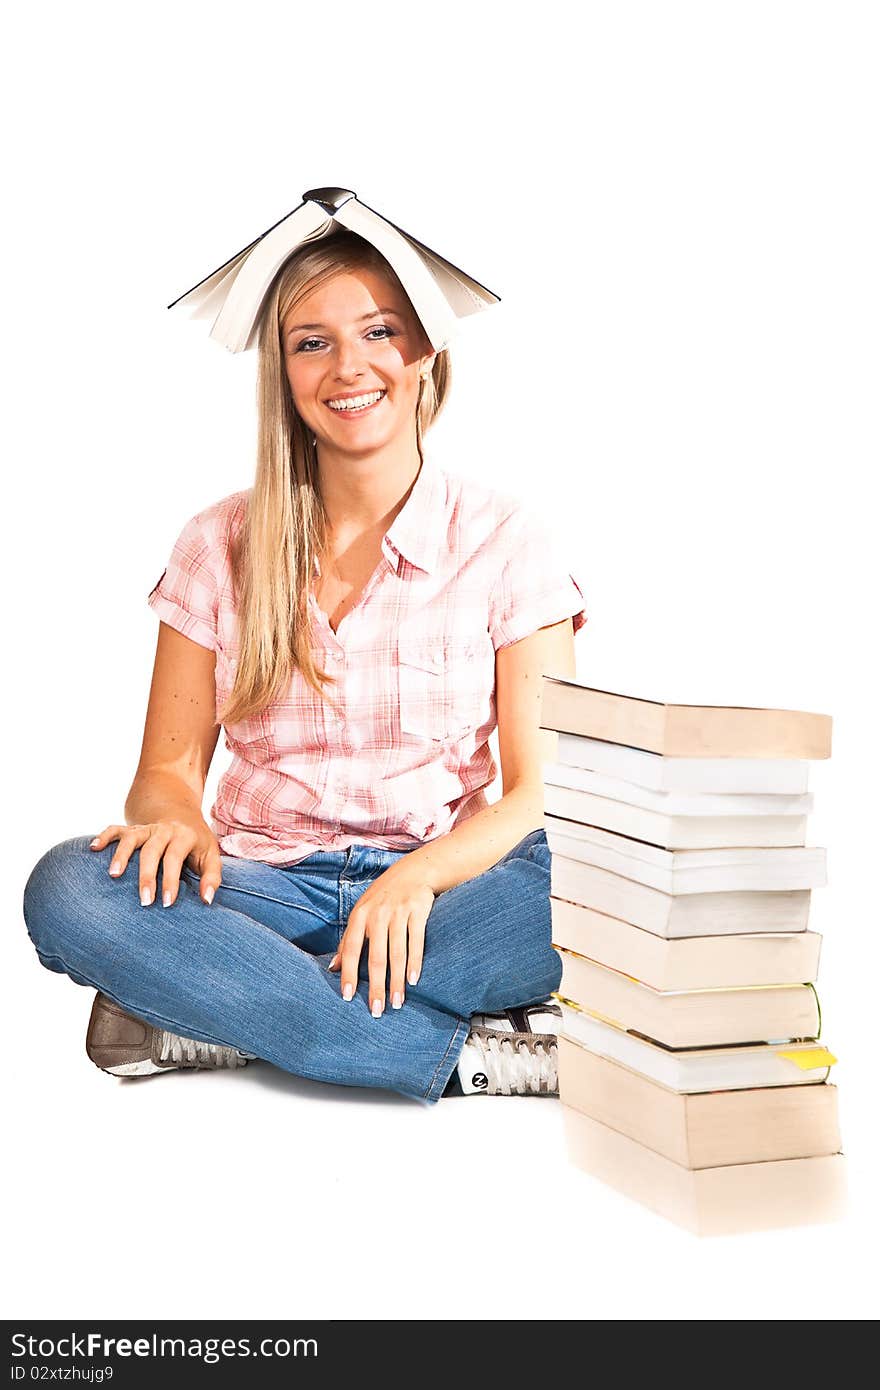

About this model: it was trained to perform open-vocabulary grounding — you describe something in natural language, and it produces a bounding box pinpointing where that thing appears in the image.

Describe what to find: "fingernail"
[392,992,403,1010]
[204,886,214,905]
[408,971,419,985]
[342,983,354,1001]
[89,837,100,848]
[163,890,172,908]
[140,887,153,907]
[109,863,122,877]
[371,999,383,1018]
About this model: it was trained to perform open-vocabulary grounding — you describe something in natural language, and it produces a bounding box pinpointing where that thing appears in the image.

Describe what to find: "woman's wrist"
[124,770,207,834]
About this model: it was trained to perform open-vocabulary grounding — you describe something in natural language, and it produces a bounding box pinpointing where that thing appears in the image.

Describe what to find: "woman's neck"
[316,437,423,541]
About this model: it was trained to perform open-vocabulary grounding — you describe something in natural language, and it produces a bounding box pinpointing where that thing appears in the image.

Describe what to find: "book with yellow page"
[556,996,836,1092]
[558,1033,840,1169]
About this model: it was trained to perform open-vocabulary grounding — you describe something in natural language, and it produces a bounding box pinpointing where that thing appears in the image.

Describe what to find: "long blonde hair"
[217,229,452,727]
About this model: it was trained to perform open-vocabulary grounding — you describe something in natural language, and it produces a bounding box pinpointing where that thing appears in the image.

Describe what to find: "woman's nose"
[332,338,368,377]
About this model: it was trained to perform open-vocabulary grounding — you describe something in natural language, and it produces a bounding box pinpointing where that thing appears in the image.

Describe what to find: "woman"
[22,228,586,1103]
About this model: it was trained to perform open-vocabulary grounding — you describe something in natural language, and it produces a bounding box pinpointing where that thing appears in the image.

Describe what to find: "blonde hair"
[217,230,452,727]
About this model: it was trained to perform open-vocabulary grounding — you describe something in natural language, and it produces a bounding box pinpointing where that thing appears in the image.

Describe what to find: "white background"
[3,0,878,1321]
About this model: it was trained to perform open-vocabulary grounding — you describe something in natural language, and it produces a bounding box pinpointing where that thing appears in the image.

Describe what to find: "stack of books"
[540,681,846,1236]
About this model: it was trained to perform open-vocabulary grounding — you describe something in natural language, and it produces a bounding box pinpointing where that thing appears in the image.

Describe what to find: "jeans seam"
[186,877,328,923]
[423,1014,470,1101]
[34,947,71,970]
[32,948,246,1052]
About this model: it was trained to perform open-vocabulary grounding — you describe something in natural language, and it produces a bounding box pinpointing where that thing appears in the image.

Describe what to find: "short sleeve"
[489,506,587,652]
[146,511,218,652]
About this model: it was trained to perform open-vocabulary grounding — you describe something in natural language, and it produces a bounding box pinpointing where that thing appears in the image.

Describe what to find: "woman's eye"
[294,327,394,353]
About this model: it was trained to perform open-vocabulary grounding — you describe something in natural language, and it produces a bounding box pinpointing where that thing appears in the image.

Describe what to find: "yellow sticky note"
[778,1047,838,1071]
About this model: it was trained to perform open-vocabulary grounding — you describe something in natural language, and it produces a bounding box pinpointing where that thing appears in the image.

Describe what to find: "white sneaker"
[449,1001,561,1096]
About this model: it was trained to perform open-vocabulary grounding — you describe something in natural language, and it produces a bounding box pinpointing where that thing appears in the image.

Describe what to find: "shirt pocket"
[397,626,493,742]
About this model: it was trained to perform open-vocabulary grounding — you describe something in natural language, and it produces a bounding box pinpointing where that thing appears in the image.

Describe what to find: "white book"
[542,760,814,817]
[556,733,811,794]
[557,999,835,1092]
[543,780,807,849]
[550,855,812,938]
[168,187,500,355]
[545,815,827,893]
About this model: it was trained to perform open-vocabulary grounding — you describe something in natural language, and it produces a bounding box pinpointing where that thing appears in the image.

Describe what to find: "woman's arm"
[90,623,224,907]
[391,616,576,895]
[125,622,221,828]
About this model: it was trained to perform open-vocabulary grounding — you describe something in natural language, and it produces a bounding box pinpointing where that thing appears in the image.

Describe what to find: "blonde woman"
[22,228,586,1102]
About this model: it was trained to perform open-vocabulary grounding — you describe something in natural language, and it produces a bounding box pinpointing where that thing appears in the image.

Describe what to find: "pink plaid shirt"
[146,448,586,864]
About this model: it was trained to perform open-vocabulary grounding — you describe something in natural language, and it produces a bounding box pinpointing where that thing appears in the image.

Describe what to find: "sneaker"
[447,1000,561,1096]
[86,992,257,1077]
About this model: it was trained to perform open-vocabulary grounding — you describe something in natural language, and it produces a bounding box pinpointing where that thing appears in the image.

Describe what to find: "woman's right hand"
[89,820,223,908]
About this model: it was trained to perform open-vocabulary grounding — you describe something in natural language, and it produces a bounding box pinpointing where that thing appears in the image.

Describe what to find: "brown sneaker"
[86,992,257,1077]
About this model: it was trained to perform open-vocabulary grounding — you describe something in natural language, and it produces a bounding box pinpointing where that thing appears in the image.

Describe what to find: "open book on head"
[167,186,501,354]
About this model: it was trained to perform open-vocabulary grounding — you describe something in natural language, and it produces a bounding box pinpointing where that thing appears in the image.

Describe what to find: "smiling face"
[281,266,436,456]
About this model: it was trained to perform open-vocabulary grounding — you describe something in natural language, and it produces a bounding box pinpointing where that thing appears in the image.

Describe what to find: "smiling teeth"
[327,390,385,411]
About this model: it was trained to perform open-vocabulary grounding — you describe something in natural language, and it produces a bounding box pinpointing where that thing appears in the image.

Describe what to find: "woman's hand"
[89,819,222,908]
[329,867,435,1015]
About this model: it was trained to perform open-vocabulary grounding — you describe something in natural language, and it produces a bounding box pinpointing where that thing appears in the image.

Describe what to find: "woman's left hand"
[329,867,435,1015]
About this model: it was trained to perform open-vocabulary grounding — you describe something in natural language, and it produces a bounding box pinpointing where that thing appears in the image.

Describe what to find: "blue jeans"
[22,828,561,1104]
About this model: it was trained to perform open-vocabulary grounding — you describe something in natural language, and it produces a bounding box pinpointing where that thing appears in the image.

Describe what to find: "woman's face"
[281,267,435,456]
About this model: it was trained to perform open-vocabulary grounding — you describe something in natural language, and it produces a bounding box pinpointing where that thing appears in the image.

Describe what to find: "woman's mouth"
[325,389,387,418]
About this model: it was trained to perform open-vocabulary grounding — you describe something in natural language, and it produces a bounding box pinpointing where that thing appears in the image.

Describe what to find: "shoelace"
[468,1030,559,1096]
[158,1031,254,1068]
